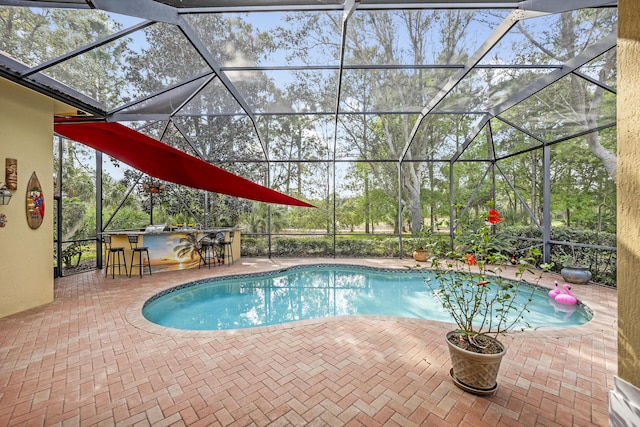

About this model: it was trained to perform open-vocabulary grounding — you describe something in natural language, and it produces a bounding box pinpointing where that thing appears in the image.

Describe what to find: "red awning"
[54,119,313,208]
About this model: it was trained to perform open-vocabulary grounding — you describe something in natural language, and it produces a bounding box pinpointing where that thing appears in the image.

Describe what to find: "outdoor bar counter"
[103,227,240,275]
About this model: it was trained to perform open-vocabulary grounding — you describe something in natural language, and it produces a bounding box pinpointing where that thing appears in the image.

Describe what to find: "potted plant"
[558,244,592,285]
[426,209,550,395]
[412,225,435,262]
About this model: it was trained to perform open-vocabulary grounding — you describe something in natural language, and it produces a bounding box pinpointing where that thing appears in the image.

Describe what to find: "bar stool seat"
[216,230,235,266]
[103,235,127,278]
[198,233,218,269]
[128,234,152,277]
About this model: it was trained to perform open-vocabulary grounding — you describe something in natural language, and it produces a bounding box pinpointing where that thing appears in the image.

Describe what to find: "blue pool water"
[142,264,592,331]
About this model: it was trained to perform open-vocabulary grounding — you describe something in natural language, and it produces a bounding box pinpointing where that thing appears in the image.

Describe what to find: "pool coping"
[124,260,616,340]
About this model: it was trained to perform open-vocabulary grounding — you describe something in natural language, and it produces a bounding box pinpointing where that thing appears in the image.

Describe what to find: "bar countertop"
[102,226,237,235]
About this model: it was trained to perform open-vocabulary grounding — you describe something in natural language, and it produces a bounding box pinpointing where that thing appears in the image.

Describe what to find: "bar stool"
[128,235,152,277]
[104,235,128,278]
[198,233,218,269]
[216,230,235,266]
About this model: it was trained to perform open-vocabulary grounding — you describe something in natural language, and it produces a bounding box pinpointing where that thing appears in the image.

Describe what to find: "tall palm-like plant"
[243,203,286,234]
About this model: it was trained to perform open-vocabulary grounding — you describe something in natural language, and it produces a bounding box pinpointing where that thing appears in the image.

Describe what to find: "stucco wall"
[618,0,640,388]
[0,79,54,317]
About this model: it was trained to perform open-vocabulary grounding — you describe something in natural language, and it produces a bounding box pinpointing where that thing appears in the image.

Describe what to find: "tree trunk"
[586,129,617,180]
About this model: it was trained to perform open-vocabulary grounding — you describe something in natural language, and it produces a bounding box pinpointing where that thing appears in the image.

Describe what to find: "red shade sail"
[54,120,313,208]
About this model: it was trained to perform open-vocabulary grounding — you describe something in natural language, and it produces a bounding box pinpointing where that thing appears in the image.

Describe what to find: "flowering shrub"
[426,209,551,352]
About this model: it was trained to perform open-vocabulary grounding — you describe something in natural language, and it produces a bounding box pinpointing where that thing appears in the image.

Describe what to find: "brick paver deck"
[0,258,617,426]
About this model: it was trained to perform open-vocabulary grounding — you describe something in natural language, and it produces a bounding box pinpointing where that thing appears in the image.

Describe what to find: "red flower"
[487,209,503,225]
[465,253,477,265]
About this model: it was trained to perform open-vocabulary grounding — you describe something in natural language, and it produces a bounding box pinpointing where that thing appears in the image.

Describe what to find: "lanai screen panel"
[172,115,266,162]
[456,123,493,162]
[157,122,205,159]
[487,118,544,160]
[225,69,338,114]
[343,9,508,67]
[478,16,561,66]
[269,161,332,206]
[336,113,424,161]
[411,113,488,161]
[179,77,248,116]
[257,114,334,162]
[433,67,554,114]
[493,164,542,230]
[339,68,456,114]
[115,75,215,117]
[451,159,495,222]
[578,53,618,89]
[498,75,616,143]
[0,7,144,68]
[334,114,410,161]
[136,118,264,167]
[133,120,169,140]
[478,9,616,67]
[335,160,398,236]
[44,22,212,111]
[55,137,100,274]
[183,11,342,68]
[547,133,616,233]
[518,9,616,63]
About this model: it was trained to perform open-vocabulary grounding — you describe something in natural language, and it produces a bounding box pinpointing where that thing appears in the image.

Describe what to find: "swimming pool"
[142,264,592,331]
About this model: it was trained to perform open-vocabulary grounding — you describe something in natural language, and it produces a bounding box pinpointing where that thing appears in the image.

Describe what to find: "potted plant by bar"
[426,209,550,395]
[558,244,592,285]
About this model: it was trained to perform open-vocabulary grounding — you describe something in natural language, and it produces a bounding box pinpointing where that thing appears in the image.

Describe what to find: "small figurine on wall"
[5,158,17,190]
[0,213,6,227]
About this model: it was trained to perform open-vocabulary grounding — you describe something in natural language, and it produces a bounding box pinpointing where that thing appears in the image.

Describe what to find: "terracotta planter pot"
[446,331,505,395]
[412,249,429,262]
[561,266,592,285]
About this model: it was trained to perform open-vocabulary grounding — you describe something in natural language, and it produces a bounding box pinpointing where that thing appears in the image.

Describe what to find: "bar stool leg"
[119,250,128,277]
[106,250,112,278]
[145,249,152,276]
[130,251,136,278]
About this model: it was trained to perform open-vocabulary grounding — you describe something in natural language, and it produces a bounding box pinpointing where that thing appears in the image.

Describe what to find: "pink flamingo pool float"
[553,283,578,305]
[548,281,561,299]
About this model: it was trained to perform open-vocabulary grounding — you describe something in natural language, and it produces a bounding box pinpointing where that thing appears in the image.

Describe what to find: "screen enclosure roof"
[0,0,618,169]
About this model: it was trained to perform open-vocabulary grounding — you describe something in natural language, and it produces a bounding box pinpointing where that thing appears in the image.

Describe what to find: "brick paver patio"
[0,258,617,426]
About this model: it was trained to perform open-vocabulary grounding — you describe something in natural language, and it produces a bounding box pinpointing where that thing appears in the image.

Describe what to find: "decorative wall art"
[0,213,6,227]
[26,172,44,229]
[5,158,17,190]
